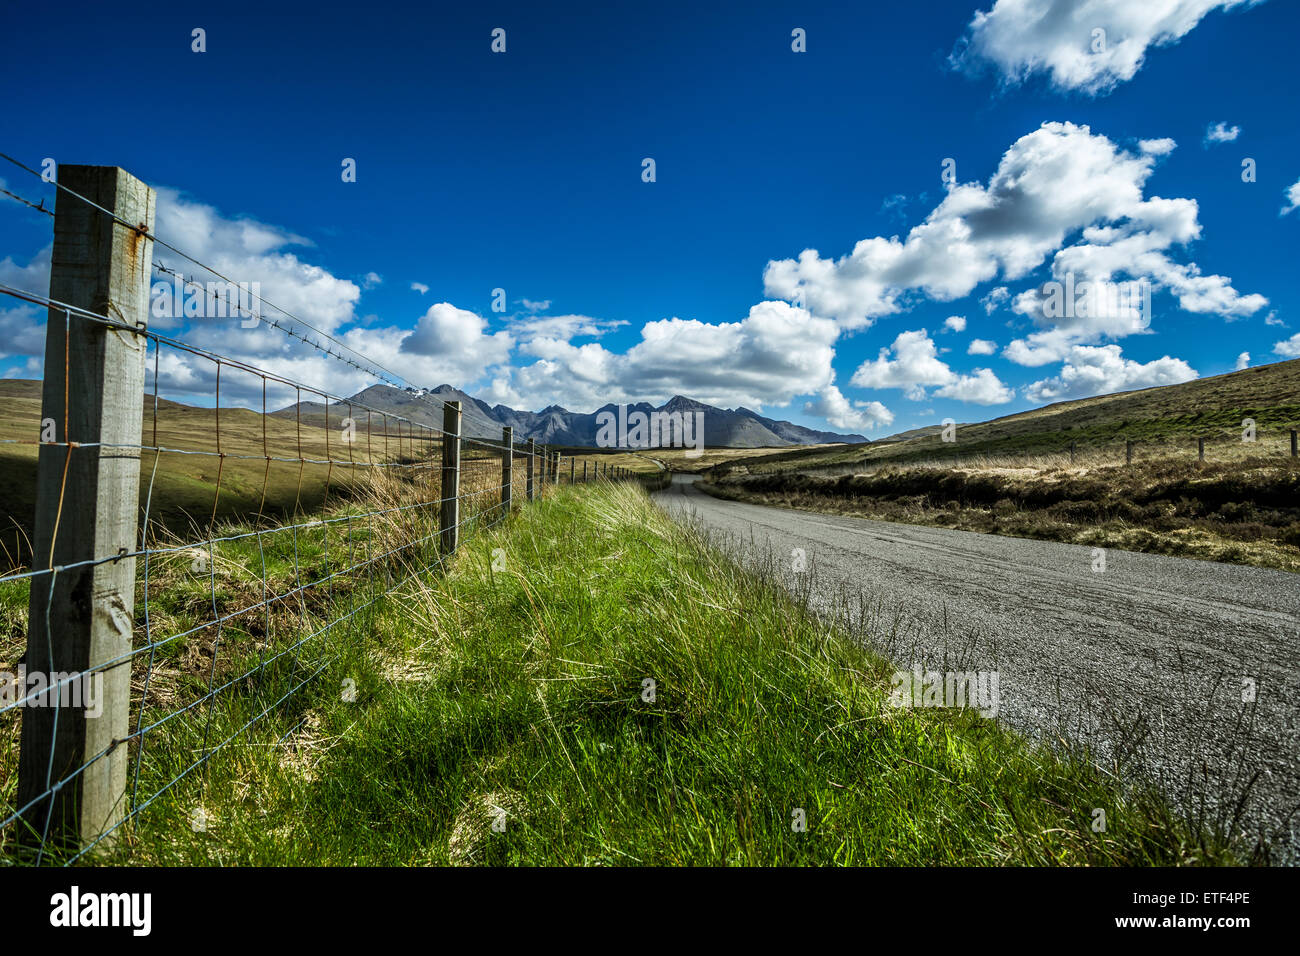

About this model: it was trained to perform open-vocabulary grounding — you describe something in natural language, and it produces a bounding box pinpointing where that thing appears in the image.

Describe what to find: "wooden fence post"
[501,426,513,515]
[440,401,461,555]
[527,439,536,501]
[17,165,155,853]
[1292,430,1297,458]
[570,457,575,485]
[583,461,587,483]
[1198,437,1205,462]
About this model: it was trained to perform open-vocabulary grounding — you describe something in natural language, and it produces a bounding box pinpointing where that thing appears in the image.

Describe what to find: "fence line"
[0,163,647,863]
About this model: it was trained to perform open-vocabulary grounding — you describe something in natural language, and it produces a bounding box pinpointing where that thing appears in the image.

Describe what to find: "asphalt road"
[654,473,1300,863]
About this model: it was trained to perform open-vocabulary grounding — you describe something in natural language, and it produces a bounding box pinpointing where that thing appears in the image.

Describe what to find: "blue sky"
[1,0,1297,434]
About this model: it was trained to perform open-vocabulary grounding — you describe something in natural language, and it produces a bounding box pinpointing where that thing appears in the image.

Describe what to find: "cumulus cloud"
[764,123,1264,337]
[968,338,999,355]
[1282,177,1300,215]
[411,282,430,294]
[850,329,1013,404]
[399,302,514,381]
[1234,351,1250,370]
[803,385,894,432]
[981,286,1011,313]
[1139,137,1177,156]
[0,243,51,293]
[1024,344,1197,401]
[953,0,1264,95]
[152,186,361,335]
[943,315,967,332]
[1274,333,1300,358]
[936,366,1015,404]
[499,301,840,412]
[1204,122,1241,145]
[0,303,47,361]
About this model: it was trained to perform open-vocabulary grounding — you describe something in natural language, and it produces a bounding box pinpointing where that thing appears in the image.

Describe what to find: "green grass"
[34,481,1238,866]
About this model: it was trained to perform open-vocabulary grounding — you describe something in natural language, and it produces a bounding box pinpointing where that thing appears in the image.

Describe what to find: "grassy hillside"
[12,481,1236,866]
[724,358,1300,475]
[0,381,493,570]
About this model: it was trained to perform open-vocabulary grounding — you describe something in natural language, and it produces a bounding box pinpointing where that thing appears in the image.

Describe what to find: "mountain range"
[275,384,868,448]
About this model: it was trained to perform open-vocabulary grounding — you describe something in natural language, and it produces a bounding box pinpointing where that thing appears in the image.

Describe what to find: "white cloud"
[1139,137,1177,156]
[362,271,383,289]
[512,313,625,344]
[1282,177,1300,215]
[981,286,1011,313]
[1204,122,1241,145]
[0,243,51,293]
[500,301,840,412]
[943,315,967,332]
[1234,351,1250,370]
[804,385,894,432]
[520,298,551,313]
[1274,333,1300,358]
[1024,344,1197,401]
[953,0,1264,95]
[411,282,430,294]
[968,338,999,355]
[850,329,1013,404]
[765,123,1263,337]
[398,302,514,383]
[1264,311,1286,327]
[152,186,361,335]
[0,304,47,360]
[936,366,1015,404]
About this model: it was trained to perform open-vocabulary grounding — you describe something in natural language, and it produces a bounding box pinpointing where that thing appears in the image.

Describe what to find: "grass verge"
[50,481,1240,866]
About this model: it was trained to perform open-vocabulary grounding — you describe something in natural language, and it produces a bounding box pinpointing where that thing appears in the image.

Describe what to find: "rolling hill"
[712,358,1300,475]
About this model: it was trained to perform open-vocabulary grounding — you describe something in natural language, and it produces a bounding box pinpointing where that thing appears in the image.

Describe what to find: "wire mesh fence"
[0,160,636,864]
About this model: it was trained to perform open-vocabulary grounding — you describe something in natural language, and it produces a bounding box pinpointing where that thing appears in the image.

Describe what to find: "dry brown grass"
[705,456,1300,572]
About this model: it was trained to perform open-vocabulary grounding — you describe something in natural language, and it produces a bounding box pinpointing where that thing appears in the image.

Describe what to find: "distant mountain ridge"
[275,384,868,448]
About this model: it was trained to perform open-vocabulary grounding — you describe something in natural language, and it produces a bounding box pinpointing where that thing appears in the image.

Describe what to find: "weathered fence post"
[501,426,513,515]
[1291,430,1297,458]
[570,457,575,485]
[1198,437,1205,462]
[17,165,155,854]
[583,461,587,483]
[527,439,536,501]
[440,401,461,555]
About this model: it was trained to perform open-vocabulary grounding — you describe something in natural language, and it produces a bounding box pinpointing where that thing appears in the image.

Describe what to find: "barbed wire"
[0,184,52,217]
